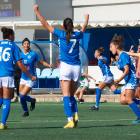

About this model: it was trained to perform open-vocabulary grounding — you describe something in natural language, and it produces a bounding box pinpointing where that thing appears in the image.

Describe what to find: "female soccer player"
[124,47,140,110]
[34,5,88,128]
[110,36,140,123]
[0,27,36,129]
[19,38,53,117]
[75,73,96,104]
[89,47,121,111]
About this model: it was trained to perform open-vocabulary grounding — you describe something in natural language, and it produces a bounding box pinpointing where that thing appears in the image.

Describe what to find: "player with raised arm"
[34,5,89,128]
[19,38,53,117]
[0,27,36,129]
[89,47,121,111]
[110,36,140,123]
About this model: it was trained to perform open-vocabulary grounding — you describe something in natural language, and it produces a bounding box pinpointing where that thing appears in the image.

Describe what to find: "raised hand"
[33,5,39,11]
[84,14,89,20]
[130,45,134,49]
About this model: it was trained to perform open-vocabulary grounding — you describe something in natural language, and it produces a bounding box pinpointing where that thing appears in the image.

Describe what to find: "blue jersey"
[118,52,139,84]
[0,40,21,77]
[53,28,83,65]
[21,50,41,81]
[112,61,118,66]
[98,56,113,76]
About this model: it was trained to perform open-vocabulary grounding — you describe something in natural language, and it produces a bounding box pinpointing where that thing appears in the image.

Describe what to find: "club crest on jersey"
[26,66,30,70]
[24,60,27,64]
[28,55,31,59]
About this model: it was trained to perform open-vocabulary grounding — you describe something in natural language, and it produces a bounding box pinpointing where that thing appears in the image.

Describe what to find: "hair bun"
[98,47,104,52]
[1,27,7,33]
[116,35,123,42]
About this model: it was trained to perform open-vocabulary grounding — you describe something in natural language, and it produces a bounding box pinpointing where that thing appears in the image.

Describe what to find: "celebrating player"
[89,47,121,111]
[0,27,36,129]
[19,38,53,117]
[34,5,89,128]
[110,36,140,123]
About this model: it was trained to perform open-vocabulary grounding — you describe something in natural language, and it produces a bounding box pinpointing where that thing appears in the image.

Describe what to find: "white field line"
[11,104,126,107]
[7,119,134,124]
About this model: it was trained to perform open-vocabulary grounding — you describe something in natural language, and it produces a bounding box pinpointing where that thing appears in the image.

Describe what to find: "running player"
[110,35,140,123]
[19,38,53,117]
[125,48,140,110]
[89,47,121,111]
[75,73,96,104]
[34,5,88,128]
[0,27,36,129]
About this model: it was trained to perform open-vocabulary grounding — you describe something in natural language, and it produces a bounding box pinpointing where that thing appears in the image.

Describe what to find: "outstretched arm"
[80,14,89,33]
[81,73,96,82]
[136,58,140,78]
[33,5,54,33]
[125,51,140,57]
[39,59,54,68]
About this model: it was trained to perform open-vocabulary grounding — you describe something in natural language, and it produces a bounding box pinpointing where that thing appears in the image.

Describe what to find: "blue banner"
[0,11,12,18]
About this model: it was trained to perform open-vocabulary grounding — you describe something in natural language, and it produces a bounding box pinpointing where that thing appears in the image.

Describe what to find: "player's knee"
[120,98,127,105]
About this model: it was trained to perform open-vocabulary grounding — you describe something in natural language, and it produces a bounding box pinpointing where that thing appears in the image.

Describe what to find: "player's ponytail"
[63,18,73,42]
[97,47,104,56]
[1,27,14,39]
[111,35,124,50]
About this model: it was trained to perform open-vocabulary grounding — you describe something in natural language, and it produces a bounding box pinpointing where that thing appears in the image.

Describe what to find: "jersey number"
[0,47,11,61]
[69,39,76,53]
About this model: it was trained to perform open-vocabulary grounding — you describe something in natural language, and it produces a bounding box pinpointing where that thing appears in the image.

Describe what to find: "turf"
[1,102,140,140]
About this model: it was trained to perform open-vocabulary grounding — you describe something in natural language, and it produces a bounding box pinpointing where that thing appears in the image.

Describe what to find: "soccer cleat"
[30,98,36,111]
[131,118,140,123]
[21,112,29,117]
[0,123,9,130]
[73,114,79,127]
[63,121,75,129]
[78,99,84,104]
[89,106,99,111]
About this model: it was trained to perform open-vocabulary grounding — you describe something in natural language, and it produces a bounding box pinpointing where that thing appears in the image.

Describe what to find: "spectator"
[129,45,136,66]
[110,55,118,66]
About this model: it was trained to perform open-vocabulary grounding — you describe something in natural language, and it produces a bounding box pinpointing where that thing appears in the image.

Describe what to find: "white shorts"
[102,76,114,83]
[80,78,89,88]
[0,76,14,88]
[121,83,138,92]
[59,61,81,82]
[20,78,35,88]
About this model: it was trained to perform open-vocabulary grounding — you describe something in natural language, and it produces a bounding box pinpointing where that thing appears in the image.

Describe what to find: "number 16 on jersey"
[0,47,11,61]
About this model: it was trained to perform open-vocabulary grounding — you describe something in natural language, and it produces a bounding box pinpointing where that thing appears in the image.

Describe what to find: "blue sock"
[20,94,33,103]
[95,88,101,107]
[1,99,11,125]
[63,96,73,118]
[113,89,121,94]
[19,94,28,112]
[129,102,140,118]
[70,96,78,114]
[133,99,140,105]
[0,98,3,108]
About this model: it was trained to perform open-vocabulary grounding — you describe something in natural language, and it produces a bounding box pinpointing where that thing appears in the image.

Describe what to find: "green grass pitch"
[1,102,140,140]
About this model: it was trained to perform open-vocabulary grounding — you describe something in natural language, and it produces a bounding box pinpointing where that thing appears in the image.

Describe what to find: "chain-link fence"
[0,0,20,18]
